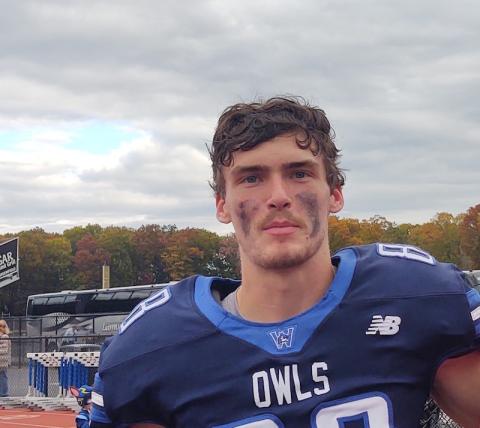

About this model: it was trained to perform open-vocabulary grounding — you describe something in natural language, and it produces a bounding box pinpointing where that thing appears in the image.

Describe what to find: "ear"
[69,386,79,397]
[216,193,232,224]
[329,187,344,214]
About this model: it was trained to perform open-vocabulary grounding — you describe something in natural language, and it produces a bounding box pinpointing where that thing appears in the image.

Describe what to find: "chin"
[254,247,315,270]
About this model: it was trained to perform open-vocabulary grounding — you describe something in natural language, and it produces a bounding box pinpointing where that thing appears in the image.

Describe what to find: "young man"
[91,97,480,427]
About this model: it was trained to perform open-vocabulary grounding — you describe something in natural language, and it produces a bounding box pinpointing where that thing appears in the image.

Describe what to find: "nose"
[267,177,292,210]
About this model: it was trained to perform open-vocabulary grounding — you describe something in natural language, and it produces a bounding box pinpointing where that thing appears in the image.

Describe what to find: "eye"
[243,175,258,184]
[293,171,307,179]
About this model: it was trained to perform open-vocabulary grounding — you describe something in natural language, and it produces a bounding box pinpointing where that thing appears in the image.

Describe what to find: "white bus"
[464,270,480,291]
[25,282,175,350]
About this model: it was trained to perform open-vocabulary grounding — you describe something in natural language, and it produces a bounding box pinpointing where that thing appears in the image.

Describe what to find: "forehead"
[227,133,322,172]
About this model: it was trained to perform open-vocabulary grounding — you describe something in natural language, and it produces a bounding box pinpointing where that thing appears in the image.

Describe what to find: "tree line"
[1,203,479,315]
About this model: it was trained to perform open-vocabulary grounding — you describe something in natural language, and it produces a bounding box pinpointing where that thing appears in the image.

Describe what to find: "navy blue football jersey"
[94,244,480,427]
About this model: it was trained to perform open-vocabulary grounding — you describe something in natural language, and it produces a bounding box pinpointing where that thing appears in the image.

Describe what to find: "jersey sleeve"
[90,372,113,426]
[465,286,480,345]
[95,284,184,426]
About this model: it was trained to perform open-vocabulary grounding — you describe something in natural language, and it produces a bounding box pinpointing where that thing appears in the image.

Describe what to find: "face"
[216,133,344,270]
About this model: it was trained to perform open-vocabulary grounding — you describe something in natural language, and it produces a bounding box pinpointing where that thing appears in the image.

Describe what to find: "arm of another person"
[0,334,9,366]
[432,350,480,428]
[0,334,8,355]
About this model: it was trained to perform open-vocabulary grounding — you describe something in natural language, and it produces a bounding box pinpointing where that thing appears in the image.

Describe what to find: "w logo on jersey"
[269,326,295,350]
[366,315,401,335]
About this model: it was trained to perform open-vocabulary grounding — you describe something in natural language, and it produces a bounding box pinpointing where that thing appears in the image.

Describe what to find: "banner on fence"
[0,237,19,289]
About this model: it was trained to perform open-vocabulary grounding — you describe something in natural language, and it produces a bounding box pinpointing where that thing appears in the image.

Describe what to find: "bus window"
[85,292,113,314]
[30,296,77,316]
[27,283,174,320]
[130,289,157,306]
[63,295,78,313]
[29,297,48,316]
[46,296,69,314]
[85,291,136,313]
[109,291,134,312]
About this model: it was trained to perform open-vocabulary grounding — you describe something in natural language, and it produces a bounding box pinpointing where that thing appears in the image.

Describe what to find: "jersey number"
[213,393,393,427]
[119,288,171,334]
[377,243,435,265]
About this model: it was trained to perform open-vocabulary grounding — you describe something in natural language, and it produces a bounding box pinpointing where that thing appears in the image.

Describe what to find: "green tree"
[63,224,103,252]
[97,227,135,287]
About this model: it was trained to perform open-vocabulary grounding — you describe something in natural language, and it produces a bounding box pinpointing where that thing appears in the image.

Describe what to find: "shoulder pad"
[99,276,217,371]
[341,243,467,298]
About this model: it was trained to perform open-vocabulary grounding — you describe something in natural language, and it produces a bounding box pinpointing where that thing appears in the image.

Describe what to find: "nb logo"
[366,315,401,335]
[269,326,295,350]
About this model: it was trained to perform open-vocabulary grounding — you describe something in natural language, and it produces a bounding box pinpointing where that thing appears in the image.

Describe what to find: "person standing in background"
[0,320,11,397]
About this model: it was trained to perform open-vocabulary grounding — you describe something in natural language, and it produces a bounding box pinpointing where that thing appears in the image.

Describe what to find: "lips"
[263,221,299,235]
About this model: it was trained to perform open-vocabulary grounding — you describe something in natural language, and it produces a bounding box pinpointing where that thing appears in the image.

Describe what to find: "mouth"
[263,221,299,236]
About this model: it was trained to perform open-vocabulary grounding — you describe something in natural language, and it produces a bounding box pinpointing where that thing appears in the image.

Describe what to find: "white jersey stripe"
[471,306,480,322]
[92,391,104,407]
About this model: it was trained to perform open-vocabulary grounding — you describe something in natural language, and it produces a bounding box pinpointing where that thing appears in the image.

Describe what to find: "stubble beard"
[236,192,326,271]
[245,228,326,270]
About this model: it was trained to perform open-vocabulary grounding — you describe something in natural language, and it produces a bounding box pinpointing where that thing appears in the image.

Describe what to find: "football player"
[91,97,480,427]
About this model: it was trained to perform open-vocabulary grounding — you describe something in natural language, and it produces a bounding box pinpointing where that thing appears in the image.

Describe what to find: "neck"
[237,245,335,323]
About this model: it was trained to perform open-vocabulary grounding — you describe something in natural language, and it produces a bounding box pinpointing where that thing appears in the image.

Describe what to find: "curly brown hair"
[209,96,345,197]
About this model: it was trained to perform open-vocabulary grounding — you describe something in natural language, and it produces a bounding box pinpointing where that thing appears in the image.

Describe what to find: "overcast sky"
[0,0,479,236]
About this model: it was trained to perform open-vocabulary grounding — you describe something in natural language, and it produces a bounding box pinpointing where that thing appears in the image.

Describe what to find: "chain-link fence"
[421,399,462,428]
[1,334,107,397]
[0,315,110,397]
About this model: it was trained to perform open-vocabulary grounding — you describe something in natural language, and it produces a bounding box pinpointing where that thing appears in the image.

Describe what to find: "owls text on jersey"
[93,243,480,428]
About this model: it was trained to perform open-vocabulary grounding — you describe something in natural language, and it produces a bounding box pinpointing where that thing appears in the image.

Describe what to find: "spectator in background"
[70,384,93,428]
[0,319,11,397]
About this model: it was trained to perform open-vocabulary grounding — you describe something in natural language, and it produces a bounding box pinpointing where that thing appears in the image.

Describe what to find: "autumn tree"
[96,227,135,287]
[215,234,241,279]
[162,228,222,280]
[408,213,461,264]
[357,216,393,244]
[382,223,415,244]
[131,224,170,284]
[328,217,364,252]
[63,224,103,252]
[73,233,110,288]
[0,228,72,314]
[459,204,480,269]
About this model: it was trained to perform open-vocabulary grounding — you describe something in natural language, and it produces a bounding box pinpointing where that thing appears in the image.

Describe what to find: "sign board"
[0,237,19,289]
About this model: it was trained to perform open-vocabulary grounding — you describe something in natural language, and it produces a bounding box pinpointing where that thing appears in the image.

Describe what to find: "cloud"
[0,0,479,234]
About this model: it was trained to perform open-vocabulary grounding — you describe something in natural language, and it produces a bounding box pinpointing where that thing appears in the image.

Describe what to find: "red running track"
[0,408,76,428]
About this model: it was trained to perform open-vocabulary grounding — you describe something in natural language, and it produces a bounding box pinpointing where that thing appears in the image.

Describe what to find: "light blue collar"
[194,248,357,355]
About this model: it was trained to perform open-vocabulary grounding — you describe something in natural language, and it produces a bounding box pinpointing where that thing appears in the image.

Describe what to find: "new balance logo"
[269,326,295,350]
[366,315,401,335]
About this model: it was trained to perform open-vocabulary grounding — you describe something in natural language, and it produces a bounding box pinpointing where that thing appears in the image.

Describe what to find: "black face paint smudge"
[236,200,259,236]
[296,192,321,237]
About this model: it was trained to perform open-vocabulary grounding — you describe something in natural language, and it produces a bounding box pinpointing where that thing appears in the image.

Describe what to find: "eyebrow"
[284,160,319,170]
[230,160,319,176]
